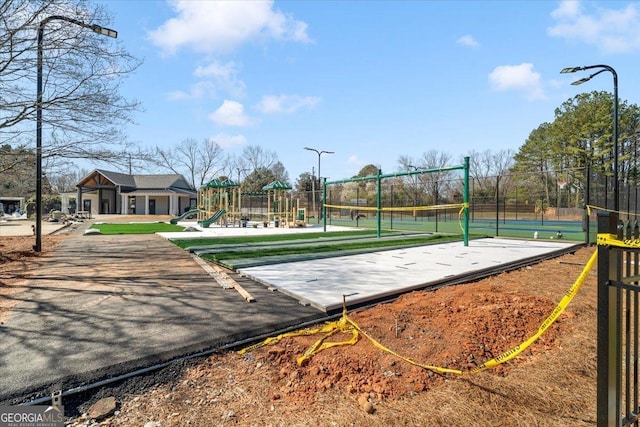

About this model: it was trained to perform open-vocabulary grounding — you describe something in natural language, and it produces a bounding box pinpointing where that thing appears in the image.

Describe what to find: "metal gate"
[597,213,640,426]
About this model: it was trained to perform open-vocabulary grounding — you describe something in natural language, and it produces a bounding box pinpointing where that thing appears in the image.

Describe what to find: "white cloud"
[195,61,246,98]
[548,0,640,54]
[211,133,247,149]
[194,61,239,79]
[488,63,544,100]
[209,100,252,127]
[148,0,311,55]
[457,35,479,47]
[166,81,217,101]
[167,61,246,101]
[550,0,580,20]
[256,94,321,114]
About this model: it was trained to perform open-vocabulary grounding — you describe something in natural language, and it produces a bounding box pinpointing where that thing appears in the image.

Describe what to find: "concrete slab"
[237,238,578,312]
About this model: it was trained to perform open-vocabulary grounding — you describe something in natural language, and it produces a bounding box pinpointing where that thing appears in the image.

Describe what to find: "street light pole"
[235,167,248,184]
[35,16,117,252]
[304,147,334,224]
[408,165,419,221]
[560,64,619,212]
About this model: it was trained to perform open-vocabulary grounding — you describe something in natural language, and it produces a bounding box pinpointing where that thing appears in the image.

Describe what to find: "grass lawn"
[200,233,465,263]
[89,222,185,235]
[170,229,392,249]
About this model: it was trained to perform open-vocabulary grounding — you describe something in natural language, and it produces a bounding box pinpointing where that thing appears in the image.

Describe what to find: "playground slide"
[199,209,226,228]
[170,208,200,224]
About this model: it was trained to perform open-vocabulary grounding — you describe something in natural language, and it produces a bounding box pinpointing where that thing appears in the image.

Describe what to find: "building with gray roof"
[71,169,197,216]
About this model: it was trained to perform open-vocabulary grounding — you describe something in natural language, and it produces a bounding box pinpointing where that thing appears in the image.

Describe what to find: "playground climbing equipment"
[197,178,304,228]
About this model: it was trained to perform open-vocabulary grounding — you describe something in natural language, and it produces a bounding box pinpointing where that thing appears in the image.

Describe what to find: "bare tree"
[0,0,141,163]
[241,145,278,172]
[47,167,90,193]
[0,144,36,195]
[154,138,225,189]
[417,150,451,203]
[396,154,420,204]
[271,161,290,185]
[396,154,415,171]
[467,149,515,197]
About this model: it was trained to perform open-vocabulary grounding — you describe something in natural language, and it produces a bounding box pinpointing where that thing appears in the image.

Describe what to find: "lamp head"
[560,67,583,74]
[571,77,591,86]
[92,24,117,38]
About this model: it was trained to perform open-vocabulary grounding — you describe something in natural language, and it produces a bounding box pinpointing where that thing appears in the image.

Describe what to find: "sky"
[93,0,640,184]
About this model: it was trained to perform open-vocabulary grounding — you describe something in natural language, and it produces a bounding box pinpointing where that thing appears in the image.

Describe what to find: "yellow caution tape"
[296,317,359,366]
[597,233,640,249]
[239,248,596,375]
[586,204,640,217]
[458,202,469,234]
[237,321,345,355]
[322,203,466,212]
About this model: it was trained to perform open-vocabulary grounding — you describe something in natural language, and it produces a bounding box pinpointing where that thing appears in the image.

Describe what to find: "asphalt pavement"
[0,228,323,404]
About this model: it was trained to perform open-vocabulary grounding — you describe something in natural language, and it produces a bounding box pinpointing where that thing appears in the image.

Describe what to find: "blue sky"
[95,0,640,183]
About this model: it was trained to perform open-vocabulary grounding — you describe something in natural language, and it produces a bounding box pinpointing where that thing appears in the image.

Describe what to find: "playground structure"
[195,178,306,228]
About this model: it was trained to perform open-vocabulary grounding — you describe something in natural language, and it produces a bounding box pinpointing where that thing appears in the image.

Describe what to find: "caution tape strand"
[322,203,466,212]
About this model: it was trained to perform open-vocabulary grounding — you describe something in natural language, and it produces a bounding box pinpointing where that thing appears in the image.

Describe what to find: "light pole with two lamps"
[235,167,249,184]
[304,147,334,224]
[35,16,118,252]
[560,64,618,212]
[563,64,622,427]
[407,165,420,221]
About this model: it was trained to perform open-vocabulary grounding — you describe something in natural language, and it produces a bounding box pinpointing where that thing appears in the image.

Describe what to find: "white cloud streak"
[166,61,246,101]
[256,94,321,114]
[211,133,247,149]
[548,0,640,54]
[148,0,311,55]
[488,63,544,100]
[166,81,217,101]
[457,35,479,47]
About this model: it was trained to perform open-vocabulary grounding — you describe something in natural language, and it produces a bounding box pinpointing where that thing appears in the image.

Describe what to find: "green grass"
[198,234,467,264]
[170,229,391,249]
[88,222,185,235]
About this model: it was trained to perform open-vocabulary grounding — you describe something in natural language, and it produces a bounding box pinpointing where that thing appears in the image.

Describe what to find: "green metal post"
[377,168,382,238]
[322,177,327,232]
[464,156,470,246]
